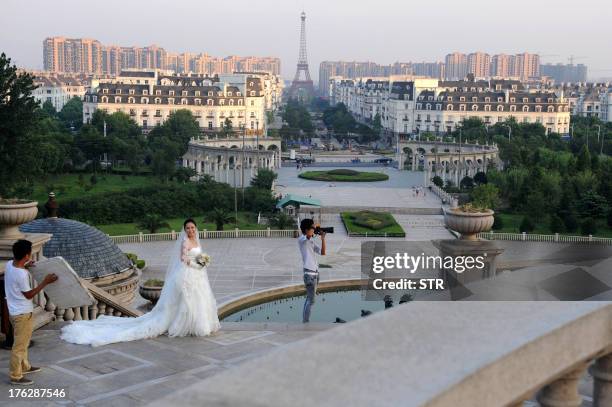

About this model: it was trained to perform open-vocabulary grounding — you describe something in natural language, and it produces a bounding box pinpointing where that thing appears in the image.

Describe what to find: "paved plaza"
[275,166,442,208]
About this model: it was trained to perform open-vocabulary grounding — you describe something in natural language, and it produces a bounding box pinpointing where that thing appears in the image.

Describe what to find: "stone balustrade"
[150,302,612,407]
[42,278,141,324]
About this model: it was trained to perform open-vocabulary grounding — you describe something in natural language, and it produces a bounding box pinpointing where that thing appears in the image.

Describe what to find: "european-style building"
[82,70,283,134]
[330,76,571,135]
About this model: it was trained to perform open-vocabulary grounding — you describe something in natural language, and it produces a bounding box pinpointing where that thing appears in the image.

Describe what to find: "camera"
[314,226,334,234]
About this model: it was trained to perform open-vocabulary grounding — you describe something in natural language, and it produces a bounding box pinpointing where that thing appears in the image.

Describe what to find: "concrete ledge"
[218,279,363,319]
[151,302,612,407]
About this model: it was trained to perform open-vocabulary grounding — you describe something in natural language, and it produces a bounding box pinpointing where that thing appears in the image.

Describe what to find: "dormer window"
[168,98,175,105]
[497,97,503,102]
[447,96,453,101]
[141,97,149,104]
[128,97,135,104]
[220,99,225,106]
[207,99,213,105]
[169,90,175,96]
[510,97,515,102]
[182,90,188,96]
[485,97,490,102]
[102,88,109,94]
[472,97,477,102]
[155,98,161,104]
[522,98,528,103]
[114,96,121,103]
[510,105,517,112]
[195,91,200,96]
[143,90,149,95]
[129,89,135,95]
[195,98,201,105]
[460,97,466,102]
[115,89,121,94]
[472,105,478,111]
[250,91,255,96]
[208,91,213,96]
[155,90,161,95]
[227,92,232,96]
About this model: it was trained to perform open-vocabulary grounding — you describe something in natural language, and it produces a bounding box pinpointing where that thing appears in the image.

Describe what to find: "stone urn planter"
[139,279,164,304]
[0,200,38,239]
[444,207,494,241]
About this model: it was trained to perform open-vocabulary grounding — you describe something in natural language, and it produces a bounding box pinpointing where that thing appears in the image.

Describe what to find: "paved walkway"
[0,322,331,406]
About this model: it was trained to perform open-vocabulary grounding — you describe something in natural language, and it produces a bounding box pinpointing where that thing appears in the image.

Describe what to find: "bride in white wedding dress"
[61,219,220,347]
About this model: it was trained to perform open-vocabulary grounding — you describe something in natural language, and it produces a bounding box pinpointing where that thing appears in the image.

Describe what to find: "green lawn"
[97,212,268,236]
[31,173,165,203]
[341,211,405,237]
[494,212,612,238]
[299,169,388,182]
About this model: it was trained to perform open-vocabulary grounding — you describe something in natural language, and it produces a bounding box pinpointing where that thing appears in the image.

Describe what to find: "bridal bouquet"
[195,253,211,268]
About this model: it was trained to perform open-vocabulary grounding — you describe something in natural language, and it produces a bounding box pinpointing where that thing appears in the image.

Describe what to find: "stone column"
[196,160,202,175]
[537,362,588,407]
[592,354,612,406]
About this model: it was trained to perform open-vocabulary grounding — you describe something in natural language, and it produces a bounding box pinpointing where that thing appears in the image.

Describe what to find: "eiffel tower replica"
[288,11,315,101]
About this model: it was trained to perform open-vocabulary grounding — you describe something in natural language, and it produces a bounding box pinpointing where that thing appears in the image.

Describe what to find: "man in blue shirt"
[298,219,326,323]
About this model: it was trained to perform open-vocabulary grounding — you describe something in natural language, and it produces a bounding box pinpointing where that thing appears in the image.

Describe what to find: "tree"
[580,218,598,236]
[576,144,591,172]
[519,217,535,233]
[163,109,200,154]
[75,124,108,173]
[207,208,234,231]
[251,168,278,190]
[221,117,233,137]
[271,212,295,230]
[460,176,474,190]
[174,167,196,183]
[41,100,57,117]
[492,214,504,230]
[431,175,444,188]
[0,53,40,196]
[562,211,579,233]
[473,171,488,185]
[549,214,565,234]
[58,97,83,130]
[137,214,170,233]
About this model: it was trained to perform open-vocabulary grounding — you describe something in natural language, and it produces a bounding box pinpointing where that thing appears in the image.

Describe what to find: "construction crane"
[568,55,587,65]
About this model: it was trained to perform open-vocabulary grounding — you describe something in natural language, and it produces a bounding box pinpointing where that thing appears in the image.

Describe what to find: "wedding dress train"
[60,235,220,347]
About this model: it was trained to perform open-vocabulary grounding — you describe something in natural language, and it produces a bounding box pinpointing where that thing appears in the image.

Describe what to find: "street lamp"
[256,120,259,172]
[501,123,512,140]
[240,123,246,207]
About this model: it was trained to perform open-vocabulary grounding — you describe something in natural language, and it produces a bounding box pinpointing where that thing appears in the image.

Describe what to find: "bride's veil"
[164,225,201,280]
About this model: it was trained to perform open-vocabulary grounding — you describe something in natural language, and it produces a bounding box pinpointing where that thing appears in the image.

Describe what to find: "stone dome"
[20,218,133,279]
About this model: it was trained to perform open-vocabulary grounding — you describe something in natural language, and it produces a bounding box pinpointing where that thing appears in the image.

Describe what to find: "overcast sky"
[1,0,611,80]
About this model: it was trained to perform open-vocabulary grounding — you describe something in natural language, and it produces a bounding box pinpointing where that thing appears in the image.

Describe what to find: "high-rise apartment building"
[467,52,491,78]
[42,37,281,76]
[541,63,588,83]
[513,52,540,81]
[491,54,515,78]
[444,53,468,80]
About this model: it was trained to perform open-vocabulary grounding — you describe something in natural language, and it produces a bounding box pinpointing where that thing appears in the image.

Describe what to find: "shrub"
[580,218,598,236]
[143,279,163,287]
[519,216,535,233]
[608,210,612,228]
[432,176,443,188]
[492,214,504,230]
[348,211,395,230]
[327,169,359,176]
[90,174,98,185]
[136,259,146,269]
[126,253,138,263]
[563,212,579,233]
[549,214,565,234]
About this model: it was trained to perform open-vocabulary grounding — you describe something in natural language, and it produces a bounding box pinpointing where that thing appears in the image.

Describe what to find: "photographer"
[298,218,326,323]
